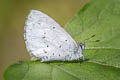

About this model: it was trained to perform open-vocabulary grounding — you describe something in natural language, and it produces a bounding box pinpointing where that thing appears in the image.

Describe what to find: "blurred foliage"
[0,0,89,80]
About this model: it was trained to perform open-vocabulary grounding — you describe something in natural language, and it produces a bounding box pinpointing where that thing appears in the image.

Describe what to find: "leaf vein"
[55,65,80,80]
[88,61,120,69]
[22,63,29,80]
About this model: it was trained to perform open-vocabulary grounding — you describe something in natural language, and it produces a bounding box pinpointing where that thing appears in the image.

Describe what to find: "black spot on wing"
[38,22,40,25]
[59,45,61,48]
[43,50,47,53]
[44,32,46,34]
[53,27,55,29]
[65,40,68,42]
[42,36,46,39]
[59,54,60,56]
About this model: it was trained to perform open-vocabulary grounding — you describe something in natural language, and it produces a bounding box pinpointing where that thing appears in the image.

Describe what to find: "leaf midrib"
[50,64,80,80]
[19,60,120,80]
[84,47,120,69]
[51,62,119,80]
[88,61,120,69]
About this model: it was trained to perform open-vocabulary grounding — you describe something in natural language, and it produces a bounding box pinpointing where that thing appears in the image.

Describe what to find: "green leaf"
[3,61,120,80]
[4,0,120,80]
[65,0,120,68]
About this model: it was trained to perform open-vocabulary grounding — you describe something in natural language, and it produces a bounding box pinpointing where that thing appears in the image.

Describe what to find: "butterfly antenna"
[83,35,100,43]
[95,40,100,42]
[83,35,95,42]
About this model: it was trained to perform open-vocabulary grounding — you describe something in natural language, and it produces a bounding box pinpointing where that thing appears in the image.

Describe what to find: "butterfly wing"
[24,10,79,62]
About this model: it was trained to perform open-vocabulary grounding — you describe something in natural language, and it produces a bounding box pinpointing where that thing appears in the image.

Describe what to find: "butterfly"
[24,10,85,62]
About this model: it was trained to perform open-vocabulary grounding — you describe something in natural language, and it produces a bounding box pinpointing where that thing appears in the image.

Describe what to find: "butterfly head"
[78,35,100,50]
[78,42,85,50]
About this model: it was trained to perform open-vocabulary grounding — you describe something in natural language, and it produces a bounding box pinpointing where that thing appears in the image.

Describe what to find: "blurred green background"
[0,0,89,80]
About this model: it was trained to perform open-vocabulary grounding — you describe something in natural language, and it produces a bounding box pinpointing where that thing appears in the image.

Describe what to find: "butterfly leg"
[78,58,81,64]
[58,61,64,66]
[82,55,85,61]
[78,55,85,64]
[61,61,64,64]
[60,56,66,64]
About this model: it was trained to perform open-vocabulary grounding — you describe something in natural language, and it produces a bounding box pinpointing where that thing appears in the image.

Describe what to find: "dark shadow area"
[44,58,90,64]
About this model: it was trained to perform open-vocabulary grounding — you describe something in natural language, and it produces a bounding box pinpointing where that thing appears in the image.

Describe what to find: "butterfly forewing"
[24,10,78,62]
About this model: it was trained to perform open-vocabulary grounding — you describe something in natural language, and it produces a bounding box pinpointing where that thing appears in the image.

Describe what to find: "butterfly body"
[24,10,84,62]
